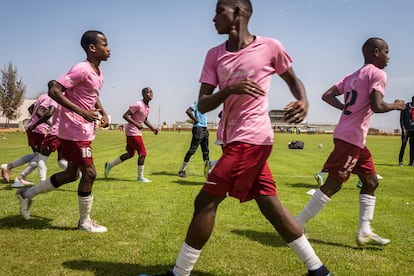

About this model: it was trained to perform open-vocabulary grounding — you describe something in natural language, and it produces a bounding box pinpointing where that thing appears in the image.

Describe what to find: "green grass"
[0,130,413,275]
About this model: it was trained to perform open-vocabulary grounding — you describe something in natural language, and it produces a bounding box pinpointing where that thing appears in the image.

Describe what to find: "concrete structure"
[0,98,36,130]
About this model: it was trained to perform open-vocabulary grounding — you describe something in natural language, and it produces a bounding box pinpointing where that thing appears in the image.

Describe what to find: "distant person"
[16,30,111,233]
[2,93,56,187]
[297,37,405,247]
[398,96,414,166]
[155,0,331,275]
[178,101,210,178]
[104,87,158,182]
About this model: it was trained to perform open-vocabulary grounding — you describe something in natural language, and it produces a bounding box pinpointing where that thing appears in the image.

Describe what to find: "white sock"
[296,189,330,228]
[38,154,49,181]
[358,194,376,236]
[173,242,201,276]
[78,195,93,224]
[288,234,323,271]
[58,159,68,170]
[23,178,56,200]
[179,162,188,172]
[138,165,144,178]
[109,157,122,168]
[9,153,36,170]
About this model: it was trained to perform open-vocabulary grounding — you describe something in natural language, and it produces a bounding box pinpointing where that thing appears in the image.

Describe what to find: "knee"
[82,168,96,182]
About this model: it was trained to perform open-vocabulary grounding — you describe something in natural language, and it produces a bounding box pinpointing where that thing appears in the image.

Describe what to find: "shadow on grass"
[308,238,385,251]
[0,215,77,230]
[62,260,215,276]
[287,182,316,189]
[151,171,180,177]
[231,229,286,247]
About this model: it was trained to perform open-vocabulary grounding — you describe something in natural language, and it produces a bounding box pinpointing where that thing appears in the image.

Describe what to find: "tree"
[0,62,26,127]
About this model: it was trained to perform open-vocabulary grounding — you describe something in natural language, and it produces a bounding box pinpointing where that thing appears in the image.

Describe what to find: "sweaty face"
[213,1,236,34]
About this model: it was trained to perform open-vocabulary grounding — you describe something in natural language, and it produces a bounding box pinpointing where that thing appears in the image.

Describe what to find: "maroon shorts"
[26,131,45,150]
[126,136,146,156]
[203,142,277,202]
[59,139,93,166]
[322,139,376,182]
[41,134,61,153]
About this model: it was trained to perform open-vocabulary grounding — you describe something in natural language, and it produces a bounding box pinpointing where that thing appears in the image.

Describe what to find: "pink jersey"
[48,104,61,136]
[27,93,54,135]
[333,64,387,149]
[199,36,292,145]
[125,100,150,136]
[56,60,104,141]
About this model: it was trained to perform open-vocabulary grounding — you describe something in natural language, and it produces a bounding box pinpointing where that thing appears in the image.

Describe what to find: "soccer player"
[104,87,158,182]
[2,93,56,187]
[16,30,111,233]
[155,0,331,275]
[178,101,210,178]
[296,37,405,246]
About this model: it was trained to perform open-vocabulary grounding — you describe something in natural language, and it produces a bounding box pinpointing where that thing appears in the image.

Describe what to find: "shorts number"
[81,147,92,158]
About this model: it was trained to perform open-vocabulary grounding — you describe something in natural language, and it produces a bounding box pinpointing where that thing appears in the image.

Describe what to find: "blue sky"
[1,0,413,131]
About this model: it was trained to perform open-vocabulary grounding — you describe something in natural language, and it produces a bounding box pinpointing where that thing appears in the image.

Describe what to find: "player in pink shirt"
[104,87,158,182]
[297,38,405,247]
[2,93,56,187]
[157,1,331,276]
[17,30,111,233]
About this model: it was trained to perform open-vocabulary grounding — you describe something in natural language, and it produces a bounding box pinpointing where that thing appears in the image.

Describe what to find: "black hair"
[362,37,386,58]
[80,30,105,53]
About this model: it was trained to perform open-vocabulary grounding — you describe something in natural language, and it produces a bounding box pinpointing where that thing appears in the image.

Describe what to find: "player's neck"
[226,32,255,52]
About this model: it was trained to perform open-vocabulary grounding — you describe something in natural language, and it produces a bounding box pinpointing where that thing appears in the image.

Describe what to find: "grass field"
[0,130,413,276]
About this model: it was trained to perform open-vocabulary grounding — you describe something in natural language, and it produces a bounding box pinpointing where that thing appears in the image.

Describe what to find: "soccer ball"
[318,144,323,148]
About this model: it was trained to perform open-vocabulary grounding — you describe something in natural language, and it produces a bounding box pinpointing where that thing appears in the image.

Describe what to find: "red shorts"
[26,131,45,150]
[203,142,277,202]
[41,134,61,153]
[59,139,93,166]
[126,136,146,156]
[322,139,376,182]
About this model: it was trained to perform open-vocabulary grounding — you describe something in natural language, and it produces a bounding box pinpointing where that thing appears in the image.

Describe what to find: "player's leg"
[179,129,202,177]
[200,130,210,177]
[105,137,135,178]
[172,190,225,276]
[408,131,414,166]
[256,195,331,275]
[16,161,79,220]
[398,130,408,166]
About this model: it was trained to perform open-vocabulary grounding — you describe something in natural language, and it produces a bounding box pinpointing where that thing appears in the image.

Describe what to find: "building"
[0,98,36,130]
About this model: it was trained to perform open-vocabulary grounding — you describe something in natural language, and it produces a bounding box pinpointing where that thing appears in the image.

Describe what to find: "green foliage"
[0,62,26,126]
[0,131,413,275]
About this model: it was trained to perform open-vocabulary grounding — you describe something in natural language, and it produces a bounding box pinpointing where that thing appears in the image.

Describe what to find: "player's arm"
[370,90,405,113]
[280,67,308,124]
[144,118,158,135]
[185,107,198,124]
[28,103,35,115]
[322,85,344,111]
[95,98,109,128]
[122,109,143,130]
[48,80,99,122]
[27,105,56,131]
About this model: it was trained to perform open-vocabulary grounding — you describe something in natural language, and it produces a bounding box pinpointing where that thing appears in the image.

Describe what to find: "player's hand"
[82,109,101,122]
[153,129,159,135]
[100,114,109,128]
[283,100,308,124]
[394,99,406,110]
